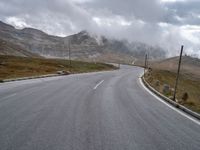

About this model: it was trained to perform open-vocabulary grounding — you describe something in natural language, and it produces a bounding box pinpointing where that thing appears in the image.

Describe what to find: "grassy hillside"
[0,55,117,80]
[145,56,200,113]
[145,70,200,113]
[150,56,200,79]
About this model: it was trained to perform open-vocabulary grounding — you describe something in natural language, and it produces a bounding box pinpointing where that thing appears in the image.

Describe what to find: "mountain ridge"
[0,21,166,62]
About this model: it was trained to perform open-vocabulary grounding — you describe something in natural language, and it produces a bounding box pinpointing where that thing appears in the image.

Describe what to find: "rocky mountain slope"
[0,21,166,62]
[0,38,40,57]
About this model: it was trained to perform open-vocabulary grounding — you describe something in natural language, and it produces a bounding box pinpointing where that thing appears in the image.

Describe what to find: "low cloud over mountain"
[0,0,199,57]
[0,21,166,61]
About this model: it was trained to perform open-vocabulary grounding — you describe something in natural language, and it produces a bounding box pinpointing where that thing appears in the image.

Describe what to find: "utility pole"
[94,58,96,64]
[118,58,121,69]
[146,52,149,69]
[68,38,72,72]
[173,45,184,101]
[144,54,147,76]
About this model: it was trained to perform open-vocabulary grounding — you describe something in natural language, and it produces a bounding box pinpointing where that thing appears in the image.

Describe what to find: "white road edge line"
[93,80,104,90]
[139,77,200,126]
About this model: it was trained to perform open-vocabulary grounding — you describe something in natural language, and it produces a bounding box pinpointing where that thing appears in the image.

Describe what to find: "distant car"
[57,70,70,75]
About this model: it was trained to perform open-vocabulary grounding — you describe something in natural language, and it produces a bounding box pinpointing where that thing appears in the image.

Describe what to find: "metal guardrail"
[141,75,200,120]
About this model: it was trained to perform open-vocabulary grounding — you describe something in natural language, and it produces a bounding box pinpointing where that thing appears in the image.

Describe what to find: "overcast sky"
[0,0,200,57]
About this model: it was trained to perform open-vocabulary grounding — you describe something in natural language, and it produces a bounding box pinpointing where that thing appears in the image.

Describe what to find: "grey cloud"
[0,0,199,57]
[165,0,200,17]
[164,0,200,25]
[0,0,94,35]
[83,0,165,23]
[84,0,200,26]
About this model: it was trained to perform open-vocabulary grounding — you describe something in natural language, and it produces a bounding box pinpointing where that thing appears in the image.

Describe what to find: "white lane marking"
[1,93,17,100]
[139,77,200,126]
[93,80,104,90]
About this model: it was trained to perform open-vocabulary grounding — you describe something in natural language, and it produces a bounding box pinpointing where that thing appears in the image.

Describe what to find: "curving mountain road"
[0,65,199,150]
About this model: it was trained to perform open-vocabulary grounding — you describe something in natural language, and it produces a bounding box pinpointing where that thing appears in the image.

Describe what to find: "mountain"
[0,38,41,57]
[0,21,166,62]
[127,42,166,59]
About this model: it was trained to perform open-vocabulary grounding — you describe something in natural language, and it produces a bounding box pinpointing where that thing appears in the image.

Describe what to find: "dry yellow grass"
[145,69,200,113]
[0,55,116,80]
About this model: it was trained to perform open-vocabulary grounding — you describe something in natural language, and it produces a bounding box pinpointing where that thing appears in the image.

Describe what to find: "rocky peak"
[21,28,47,36]
[0,21,15,31]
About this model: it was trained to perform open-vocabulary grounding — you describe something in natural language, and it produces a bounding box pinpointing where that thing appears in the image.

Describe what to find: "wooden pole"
[144,54,147,76]
[146,52,149,69]
[68,38,72,72]
[173,45,184,101]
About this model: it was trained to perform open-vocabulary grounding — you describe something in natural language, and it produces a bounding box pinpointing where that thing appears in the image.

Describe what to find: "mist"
[0,0,199,57]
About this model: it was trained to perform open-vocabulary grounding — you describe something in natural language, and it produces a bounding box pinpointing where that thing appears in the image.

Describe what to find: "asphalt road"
[0,65,199,150]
